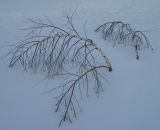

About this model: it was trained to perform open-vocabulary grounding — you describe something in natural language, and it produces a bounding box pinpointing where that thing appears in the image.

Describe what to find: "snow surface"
[0,0,160,130]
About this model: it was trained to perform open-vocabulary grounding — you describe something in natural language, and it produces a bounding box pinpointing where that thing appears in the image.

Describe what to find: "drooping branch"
[130,31,154,59]
[95,21,132,45]
[8,14,112,126]
[56,65,108,127]
[95,21,153,59]
[9,33,112,75]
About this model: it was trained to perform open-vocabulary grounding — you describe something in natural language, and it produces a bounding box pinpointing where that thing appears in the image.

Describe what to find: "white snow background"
[0,0,160,130]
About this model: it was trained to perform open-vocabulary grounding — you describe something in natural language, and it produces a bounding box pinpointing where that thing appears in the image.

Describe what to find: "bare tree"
[95,21,153,59]
[8,14,112,126]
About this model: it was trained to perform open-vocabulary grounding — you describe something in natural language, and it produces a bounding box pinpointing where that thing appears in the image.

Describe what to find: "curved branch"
[56,66,108,126]
[8,16,112,126]
[95,21,153,59]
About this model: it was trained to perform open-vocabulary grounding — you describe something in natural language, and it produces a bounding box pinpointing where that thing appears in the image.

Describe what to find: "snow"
[0,0,160,130]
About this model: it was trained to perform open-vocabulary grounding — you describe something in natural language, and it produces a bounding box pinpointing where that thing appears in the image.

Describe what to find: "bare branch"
[8,15,112,126]
[95,21,153,59]
[56,66,108,127]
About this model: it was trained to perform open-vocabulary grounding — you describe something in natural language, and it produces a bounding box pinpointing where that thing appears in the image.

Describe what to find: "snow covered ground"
[0,0,160,130]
